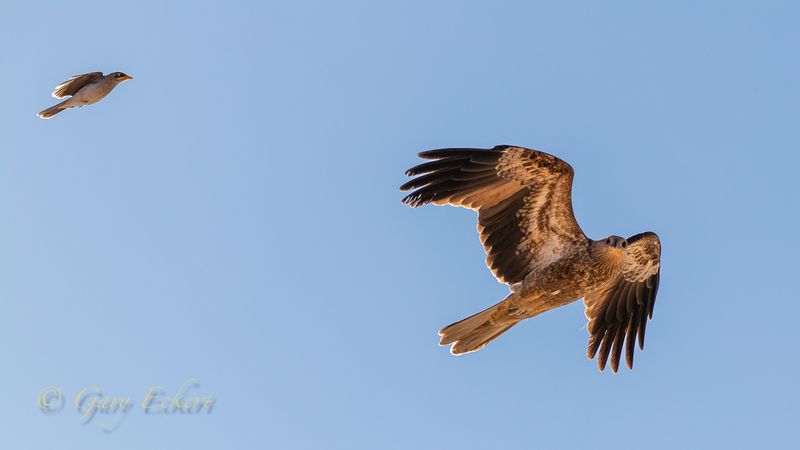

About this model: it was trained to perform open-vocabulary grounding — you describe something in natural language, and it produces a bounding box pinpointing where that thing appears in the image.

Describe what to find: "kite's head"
[593,235,628,274]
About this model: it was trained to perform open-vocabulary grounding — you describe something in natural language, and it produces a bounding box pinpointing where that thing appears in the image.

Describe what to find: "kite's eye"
[622,241,627,248]
[606,238,611,245]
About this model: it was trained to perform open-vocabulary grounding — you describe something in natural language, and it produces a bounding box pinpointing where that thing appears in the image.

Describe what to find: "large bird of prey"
[400,145,661,372]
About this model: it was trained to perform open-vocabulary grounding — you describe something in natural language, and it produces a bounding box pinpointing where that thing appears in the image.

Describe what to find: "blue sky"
[1,0,798,448]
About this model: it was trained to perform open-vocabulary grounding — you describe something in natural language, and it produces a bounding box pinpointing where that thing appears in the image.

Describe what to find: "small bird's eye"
[622,242,627,248]
[606,238,610,244]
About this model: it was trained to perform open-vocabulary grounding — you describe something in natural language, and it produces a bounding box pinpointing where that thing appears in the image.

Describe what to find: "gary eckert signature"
[37,377,215,432]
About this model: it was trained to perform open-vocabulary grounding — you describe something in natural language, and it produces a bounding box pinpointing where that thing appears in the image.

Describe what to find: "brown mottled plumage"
[400,145,662,372]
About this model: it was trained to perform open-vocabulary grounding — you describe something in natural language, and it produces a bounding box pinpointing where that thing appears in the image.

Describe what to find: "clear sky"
[1,0,798,448]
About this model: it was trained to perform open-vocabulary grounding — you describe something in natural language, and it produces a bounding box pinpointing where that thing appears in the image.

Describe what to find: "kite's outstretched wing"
[401,145,587,285]
[584,232,661,372]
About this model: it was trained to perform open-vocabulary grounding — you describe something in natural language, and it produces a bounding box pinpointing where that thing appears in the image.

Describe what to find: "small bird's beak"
[121,75,133,81]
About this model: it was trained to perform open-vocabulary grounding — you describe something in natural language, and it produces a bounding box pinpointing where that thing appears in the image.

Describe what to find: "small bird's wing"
[51,72,103,98]
[401,146,587,285]
[584,232,661,372]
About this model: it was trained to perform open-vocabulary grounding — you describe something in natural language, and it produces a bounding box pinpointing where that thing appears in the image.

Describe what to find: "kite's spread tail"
[438,297,522,355]
[439,293,556,354]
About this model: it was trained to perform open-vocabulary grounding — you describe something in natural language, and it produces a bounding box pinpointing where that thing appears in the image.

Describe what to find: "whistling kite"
[401,146,661,372]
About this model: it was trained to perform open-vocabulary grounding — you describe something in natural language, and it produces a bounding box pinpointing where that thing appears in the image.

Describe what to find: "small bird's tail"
[438,298,521,355]
[37,100,68,119]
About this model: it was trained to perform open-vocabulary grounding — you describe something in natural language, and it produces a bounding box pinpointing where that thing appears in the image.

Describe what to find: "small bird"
[37,71,133,119]
[401,145,662,372]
